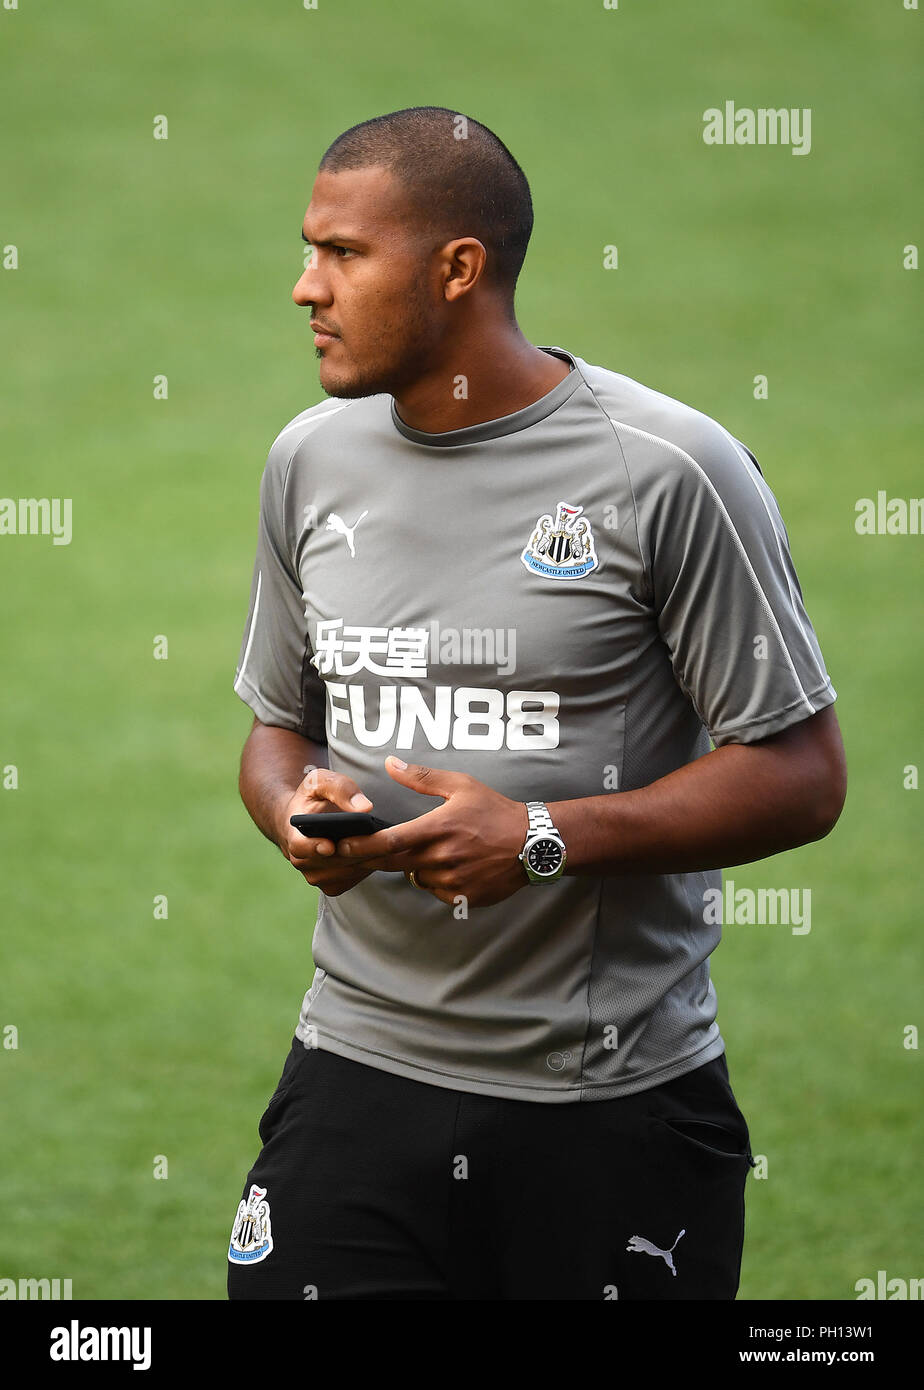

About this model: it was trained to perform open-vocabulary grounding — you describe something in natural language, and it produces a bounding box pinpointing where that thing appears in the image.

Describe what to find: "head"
[292,107,534,398]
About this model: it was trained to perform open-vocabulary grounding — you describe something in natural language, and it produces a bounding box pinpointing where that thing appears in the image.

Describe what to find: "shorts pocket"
[648,1113,755,1165]
[258,1038,311,1142]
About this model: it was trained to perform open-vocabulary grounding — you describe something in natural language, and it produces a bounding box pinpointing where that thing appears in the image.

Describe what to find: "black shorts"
[227,1037,756,1301]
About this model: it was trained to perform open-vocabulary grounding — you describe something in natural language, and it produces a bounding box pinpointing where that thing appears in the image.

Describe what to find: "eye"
[301,243,354,264]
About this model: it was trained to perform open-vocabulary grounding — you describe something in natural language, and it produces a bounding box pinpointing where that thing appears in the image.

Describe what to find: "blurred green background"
[0,0,920,1300]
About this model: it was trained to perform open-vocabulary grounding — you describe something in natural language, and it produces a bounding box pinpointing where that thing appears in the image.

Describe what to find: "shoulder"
[572,356,762,501]
[262,396,371,491]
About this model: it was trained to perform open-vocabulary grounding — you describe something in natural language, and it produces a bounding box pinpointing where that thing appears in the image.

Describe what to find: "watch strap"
[525,801,557,835]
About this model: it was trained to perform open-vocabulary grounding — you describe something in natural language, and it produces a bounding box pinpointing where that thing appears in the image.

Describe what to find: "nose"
[292,256,329,308]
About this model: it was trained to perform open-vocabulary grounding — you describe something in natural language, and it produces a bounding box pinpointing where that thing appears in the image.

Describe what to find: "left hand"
[336,756,530,908]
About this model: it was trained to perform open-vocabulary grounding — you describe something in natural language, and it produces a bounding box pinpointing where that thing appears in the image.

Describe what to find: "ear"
[440,237,487,302]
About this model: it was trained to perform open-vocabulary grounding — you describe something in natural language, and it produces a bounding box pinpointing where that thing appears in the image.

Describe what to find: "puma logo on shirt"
[326,509,368,558]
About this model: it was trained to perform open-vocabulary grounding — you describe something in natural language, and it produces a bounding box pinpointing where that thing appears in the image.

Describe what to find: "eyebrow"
[301,229,362,247]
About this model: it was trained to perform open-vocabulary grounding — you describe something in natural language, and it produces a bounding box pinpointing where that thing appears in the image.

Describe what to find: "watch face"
[526,838,564,876]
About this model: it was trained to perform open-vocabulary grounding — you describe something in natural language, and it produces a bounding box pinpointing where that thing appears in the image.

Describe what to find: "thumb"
[384,756,458,800]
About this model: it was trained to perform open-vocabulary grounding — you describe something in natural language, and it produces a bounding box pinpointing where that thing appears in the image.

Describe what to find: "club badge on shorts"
[228,1184,274,1265]
[521,501,599,580]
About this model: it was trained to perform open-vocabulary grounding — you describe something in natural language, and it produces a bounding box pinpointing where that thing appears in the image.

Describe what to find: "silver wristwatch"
[518,801,567,884]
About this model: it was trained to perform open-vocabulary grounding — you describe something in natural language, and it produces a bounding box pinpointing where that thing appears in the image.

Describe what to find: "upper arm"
[750,704,847,834]
[626,421,837,747]
[232,441,328,743]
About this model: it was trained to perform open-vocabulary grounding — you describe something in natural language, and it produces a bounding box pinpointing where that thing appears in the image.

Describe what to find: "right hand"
[276,767,377,896]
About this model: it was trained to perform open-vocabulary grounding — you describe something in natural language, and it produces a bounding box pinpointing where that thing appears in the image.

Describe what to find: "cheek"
[343,276,397,331]
[357,294,420,352]
[340,260,432,353]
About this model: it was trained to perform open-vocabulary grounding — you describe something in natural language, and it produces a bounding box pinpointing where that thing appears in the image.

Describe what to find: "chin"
[319,360,392,400]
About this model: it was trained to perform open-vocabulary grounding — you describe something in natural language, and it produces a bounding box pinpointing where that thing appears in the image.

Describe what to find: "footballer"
[227,107,846,1300]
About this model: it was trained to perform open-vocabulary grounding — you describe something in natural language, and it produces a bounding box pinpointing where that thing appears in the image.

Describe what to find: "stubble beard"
[316,289,443,401]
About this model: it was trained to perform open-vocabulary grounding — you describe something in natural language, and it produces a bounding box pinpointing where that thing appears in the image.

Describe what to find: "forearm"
[549,712,846,877]
[239,720,329,848]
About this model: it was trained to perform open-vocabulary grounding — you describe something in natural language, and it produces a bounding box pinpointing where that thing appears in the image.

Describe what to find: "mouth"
[310,321,339,348]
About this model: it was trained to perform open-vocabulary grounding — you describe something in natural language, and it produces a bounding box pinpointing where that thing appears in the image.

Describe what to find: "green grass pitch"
[0,0,920,1299]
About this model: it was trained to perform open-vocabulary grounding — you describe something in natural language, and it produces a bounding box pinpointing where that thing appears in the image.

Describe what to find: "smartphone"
[289,812,393,841]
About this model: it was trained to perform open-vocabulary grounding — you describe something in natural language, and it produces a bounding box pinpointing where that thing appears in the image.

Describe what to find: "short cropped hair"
[319,107,534,296]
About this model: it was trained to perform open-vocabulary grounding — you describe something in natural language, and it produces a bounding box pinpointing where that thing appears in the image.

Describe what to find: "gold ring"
[408,870,425,890]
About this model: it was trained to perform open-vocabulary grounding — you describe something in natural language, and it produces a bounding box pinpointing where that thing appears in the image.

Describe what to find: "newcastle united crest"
[228,1184,274,1265]
[521,501,599,580]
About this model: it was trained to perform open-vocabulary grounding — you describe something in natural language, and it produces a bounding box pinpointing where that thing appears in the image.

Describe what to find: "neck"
[392,320,571,435]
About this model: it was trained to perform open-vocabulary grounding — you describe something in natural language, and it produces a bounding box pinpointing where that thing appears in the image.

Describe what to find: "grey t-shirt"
[233,347,836,1102]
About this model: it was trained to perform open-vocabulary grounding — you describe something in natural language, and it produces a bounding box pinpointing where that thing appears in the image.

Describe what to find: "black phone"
[289,812,393,841]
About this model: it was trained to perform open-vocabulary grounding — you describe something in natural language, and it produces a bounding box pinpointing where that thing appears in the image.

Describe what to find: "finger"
[300,878,366,897]
[337,814,439,861]
[300,865,371,893]
[404,870,456,906]
[299,765,373,812]
[283,817,338,857]
[341,853,415,873]
[287,836,337,861]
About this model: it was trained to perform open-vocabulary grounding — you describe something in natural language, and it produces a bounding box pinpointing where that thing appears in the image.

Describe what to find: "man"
[227,107,846,1301]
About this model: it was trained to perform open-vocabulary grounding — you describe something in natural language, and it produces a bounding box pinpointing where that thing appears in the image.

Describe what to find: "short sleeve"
[232,435,327,743]
[633,425,836,746]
